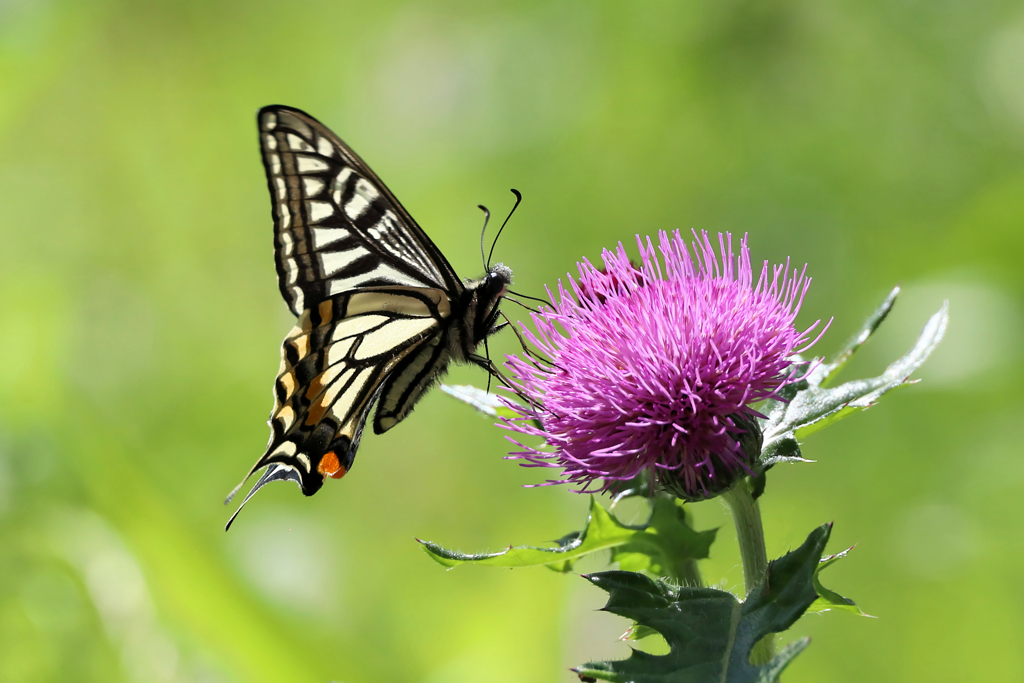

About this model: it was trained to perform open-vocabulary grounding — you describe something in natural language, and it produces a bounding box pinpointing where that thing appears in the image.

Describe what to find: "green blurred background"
[2,0,1023,681]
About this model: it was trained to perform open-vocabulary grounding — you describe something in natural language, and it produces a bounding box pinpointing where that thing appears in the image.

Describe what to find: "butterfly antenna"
[478,204,491,271]
[486,189,522,269]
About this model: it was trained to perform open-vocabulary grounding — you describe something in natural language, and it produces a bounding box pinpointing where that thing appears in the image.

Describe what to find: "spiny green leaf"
[815,285,900,388]
[807,547,872,617]
[609,497,716,581]
[418,496,715,577]
[759,298,948,466]
[575,524,832,683]
[439,384,519,419]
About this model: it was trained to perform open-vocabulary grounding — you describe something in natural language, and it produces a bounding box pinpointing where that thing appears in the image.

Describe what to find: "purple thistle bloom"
[502,230,828,500]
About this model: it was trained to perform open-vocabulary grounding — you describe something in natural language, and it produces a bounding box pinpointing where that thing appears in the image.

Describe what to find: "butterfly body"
[226,106,510,527]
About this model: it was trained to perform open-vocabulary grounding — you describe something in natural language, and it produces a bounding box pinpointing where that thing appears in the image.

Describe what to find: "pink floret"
[501,230,826,499]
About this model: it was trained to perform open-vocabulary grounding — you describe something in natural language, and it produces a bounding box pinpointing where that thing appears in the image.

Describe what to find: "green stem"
[722,479,775,666]
[673,556,703,587]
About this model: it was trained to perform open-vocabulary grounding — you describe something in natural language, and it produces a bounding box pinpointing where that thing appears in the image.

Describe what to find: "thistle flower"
[502,230,827,500]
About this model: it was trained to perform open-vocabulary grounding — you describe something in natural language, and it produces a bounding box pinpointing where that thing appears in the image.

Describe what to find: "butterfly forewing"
[259,106,463,315]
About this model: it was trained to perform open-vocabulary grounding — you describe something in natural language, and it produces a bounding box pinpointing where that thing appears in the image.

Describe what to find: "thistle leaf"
[419,496,715,578]
[609,497,716,580]
[807,546,872,617]
[575,524,832,683]
[814,285,900,387]
[440,384,519,419]
[759,294,948,466]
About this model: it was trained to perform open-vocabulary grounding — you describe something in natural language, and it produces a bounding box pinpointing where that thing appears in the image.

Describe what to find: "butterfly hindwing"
[252,288,448,495]
[374,332,451,434]
[258,106,463,315]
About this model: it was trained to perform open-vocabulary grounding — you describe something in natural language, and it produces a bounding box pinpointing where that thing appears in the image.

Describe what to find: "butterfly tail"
[224,464,302,531]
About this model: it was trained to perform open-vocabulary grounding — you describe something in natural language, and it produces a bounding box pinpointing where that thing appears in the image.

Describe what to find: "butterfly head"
[481,263,512,319]
[459,262,512,349]
[485,262,513,297]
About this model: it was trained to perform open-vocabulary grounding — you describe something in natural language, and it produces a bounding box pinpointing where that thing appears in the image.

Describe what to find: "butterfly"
[226,105,514,529]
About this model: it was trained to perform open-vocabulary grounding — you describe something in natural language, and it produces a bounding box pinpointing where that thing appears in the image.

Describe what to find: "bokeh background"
[2,0,1023,681]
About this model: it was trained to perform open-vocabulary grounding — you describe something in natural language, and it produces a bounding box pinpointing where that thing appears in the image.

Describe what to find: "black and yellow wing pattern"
[226,106,512,529]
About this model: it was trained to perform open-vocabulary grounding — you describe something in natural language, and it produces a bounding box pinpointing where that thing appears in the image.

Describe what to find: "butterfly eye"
[484,273,507,298]
[484,264,513,297]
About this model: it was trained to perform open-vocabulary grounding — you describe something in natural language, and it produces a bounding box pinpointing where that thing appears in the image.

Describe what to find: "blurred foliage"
[1,0,1023,682]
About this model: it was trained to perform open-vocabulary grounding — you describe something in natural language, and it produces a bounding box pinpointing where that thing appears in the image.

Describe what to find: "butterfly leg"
[468,353,547,416]
[498,311,561,370]
[483,338,492,394]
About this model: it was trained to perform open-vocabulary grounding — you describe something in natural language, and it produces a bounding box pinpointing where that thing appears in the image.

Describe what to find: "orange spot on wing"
[317,451,347,479]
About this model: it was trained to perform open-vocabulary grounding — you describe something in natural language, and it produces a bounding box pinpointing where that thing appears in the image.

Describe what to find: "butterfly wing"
[227,288,452,529]
[227,107,471,528]
[259,105,464,315]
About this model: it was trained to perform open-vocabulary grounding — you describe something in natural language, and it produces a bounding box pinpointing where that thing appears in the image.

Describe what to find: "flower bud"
[658,413,763,502]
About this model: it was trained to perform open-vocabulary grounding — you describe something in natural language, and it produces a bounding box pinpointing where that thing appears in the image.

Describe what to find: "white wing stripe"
[347,291,442,318]
[332,167,354,189]
[270,440,296,457]
[316,368,356,413]
[354,178,380,201]
[326,367,374,425]
[279,231,295,257]
[344,194,370,219]
[319,247,370,277]
[354,318,437,360]
[297,155,330,173]
[312,226,350,249]
[307,201,335,223]
[326,338,354,366]
[287,133,314,152]
[331,314,390,342]
[316,363,346,391]
[302,177,325,196]
[317,137,335,157]
[328,263,432,294]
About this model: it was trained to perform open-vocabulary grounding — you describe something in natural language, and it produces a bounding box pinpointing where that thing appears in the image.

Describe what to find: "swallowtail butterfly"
[226,106,512,529]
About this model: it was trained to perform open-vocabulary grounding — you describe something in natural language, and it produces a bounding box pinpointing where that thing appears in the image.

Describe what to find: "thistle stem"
[674,556,703,587]
[722,479,775,665]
